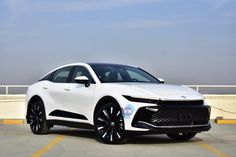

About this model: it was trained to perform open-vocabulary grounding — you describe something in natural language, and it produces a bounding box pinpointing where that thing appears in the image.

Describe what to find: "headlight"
[123,95,159,104]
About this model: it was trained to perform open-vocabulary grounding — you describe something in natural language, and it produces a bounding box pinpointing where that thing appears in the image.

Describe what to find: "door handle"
[43,87,48,90]
[64,88,70,91]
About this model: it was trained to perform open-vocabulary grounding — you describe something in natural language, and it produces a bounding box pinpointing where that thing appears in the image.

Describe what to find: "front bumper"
[131,104,211,133]
[132,121,211,134]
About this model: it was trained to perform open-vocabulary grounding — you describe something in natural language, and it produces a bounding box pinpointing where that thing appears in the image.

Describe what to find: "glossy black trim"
[47,120,94,129]
[67,66,76,83]
[49,110,88,120]
[125,123,211,136]
[123,95,159,104]
[158,100,204,106]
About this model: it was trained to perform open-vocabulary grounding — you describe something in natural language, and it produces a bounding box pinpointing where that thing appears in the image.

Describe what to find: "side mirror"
[158,78,165,84]
[74,76,90,87]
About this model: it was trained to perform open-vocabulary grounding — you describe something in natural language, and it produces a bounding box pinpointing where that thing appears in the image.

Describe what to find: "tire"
[28,101,49,134]
[167,132,197,141]
[94,102,126,144]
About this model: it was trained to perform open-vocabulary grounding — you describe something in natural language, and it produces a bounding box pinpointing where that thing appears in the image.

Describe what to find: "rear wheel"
[167,132,197,141]
[28,101,49,134]
[94,102,126,144]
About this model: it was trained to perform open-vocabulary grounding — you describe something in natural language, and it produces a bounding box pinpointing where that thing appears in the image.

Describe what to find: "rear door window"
[51,67,72,83]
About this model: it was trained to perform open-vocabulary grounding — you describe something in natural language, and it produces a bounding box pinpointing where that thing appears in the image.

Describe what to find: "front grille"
[132,104,210,127]
[150,107,209,126]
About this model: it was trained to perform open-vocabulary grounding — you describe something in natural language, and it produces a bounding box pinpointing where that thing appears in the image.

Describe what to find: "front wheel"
[167,132,197,141]
[28,101,49,134]
[94,102,126,144]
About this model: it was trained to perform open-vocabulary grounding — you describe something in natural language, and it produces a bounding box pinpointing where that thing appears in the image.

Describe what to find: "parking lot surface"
[0,122,235,157]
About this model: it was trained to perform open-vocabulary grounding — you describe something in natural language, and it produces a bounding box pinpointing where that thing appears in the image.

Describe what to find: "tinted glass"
[52,66,72,83]
[90,64,159,83]
[40,72,54,81]
[71,66,95,83]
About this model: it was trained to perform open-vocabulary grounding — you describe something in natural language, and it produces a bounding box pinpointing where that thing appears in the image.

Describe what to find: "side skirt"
[49,110,88,120]
[47,120,94,130]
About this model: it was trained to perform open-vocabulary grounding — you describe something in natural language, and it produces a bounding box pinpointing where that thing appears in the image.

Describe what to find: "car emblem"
[181,95,187,99]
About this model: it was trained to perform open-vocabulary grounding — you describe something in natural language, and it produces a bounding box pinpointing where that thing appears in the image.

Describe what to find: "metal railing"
[0,85,236,95]
[187,85,236,93]
[0,85,29,95]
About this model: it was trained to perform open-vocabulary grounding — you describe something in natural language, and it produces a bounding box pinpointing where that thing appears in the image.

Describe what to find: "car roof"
[87,63,137,68]
[39,63,138,80]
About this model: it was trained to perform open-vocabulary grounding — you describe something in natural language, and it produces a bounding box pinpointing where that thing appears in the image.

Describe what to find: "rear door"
[43,66,74,118]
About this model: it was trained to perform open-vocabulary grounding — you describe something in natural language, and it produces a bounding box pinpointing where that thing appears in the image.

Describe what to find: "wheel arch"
[93,96,121,124]
[26,95,44,123]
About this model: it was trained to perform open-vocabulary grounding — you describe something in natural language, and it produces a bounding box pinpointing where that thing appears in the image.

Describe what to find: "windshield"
[90,64,160,83]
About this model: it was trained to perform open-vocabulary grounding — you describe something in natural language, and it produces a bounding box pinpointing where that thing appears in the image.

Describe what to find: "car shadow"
[50,128,97,139]
[49,127,203,144]
[127,135,203,145]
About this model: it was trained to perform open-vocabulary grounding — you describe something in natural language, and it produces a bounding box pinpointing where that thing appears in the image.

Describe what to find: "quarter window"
[40,72,54,81]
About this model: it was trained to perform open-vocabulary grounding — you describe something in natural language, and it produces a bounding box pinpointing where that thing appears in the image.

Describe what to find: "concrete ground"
[0,122,235,157]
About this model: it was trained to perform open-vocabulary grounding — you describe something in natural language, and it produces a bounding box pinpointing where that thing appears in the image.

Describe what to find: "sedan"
[26,63,211,144]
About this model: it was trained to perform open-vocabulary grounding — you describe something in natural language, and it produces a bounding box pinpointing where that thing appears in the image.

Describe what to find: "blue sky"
[0,0,236,85]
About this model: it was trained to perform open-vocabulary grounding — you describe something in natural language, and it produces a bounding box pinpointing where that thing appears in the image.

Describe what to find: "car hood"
[114,83,203,100]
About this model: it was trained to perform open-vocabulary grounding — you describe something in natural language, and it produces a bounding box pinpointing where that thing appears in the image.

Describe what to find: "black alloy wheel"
[28,101,49,134]
[167,132,197,141]
[95,102,126,144]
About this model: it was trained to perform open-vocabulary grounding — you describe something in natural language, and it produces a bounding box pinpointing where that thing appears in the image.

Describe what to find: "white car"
[26,63,211,144]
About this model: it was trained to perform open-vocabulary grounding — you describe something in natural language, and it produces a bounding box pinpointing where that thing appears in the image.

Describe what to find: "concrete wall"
[0,95,236,119]
[205,95,236,119]
[0,95,26,119]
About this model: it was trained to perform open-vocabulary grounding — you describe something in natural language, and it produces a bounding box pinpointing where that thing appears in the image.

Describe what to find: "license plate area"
[178,113,193,123]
